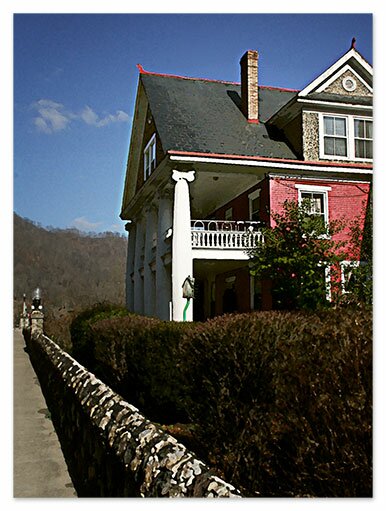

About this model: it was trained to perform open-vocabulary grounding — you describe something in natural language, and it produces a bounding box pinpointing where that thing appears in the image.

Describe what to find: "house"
[120,41,372,321]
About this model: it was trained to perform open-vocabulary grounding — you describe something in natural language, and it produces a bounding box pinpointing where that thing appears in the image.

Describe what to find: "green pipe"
[183,298,191,321]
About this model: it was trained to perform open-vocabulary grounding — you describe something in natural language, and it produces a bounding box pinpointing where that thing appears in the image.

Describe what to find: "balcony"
[191,220,263,256]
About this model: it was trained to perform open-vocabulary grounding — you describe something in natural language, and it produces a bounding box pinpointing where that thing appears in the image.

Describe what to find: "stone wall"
[24,330,242,498]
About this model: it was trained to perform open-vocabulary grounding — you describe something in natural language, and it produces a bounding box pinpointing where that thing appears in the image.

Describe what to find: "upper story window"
[354,119,373,159]
[144,133,156,180]
[323,116,347,157]
[320,114,372,161]
[225,207,233,221]
[248,189,261,221]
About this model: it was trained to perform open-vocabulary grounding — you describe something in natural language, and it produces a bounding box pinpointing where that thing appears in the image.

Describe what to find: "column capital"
[172,169,195,183]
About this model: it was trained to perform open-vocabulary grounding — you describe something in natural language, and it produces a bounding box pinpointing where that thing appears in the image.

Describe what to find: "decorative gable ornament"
[298,46,372,98]
[342,76,357,92]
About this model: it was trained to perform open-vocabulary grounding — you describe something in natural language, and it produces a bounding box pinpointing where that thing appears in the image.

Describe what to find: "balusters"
[191,220,263,249]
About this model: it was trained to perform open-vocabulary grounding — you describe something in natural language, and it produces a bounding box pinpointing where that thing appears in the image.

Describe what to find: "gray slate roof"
[141,73,299,160]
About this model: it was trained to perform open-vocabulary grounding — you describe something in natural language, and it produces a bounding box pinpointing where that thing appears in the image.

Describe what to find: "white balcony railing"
[191,220,263,250]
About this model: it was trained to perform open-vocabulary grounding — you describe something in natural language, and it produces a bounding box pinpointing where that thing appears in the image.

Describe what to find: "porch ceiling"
[189,165,265,218]
[193,259,249,280]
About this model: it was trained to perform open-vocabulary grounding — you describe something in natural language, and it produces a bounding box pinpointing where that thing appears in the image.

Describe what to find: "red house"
[120,43,372,321]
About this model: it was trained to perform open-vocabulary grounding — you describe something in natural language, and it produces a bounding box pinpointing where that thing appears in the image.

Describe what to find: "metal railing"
[191,220,263,250]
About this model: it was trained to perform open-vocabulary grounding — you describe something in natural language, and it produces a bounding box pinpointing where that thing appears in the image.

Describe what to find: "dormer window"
[320,114,372,161]
[144,133,156,180]
[354,119,373,159]
[323,116,347,157]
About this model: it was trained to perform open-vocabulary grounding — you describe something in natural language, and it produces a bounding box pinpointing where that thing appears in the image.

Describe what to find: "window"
[342,76,357,92]
[300,191,326,221]
[296,184,331,225]
[323,116,348,157]
[225,207,233,221]
[248,189,261,221]
[144,134,156,180]
[340,260,360,294]
[354,119,373,159]
[320,114,372,161]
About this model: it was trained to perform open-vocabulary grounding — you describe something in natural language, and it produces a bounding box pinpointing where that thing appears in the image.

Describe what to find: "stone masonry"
[24,329,242,498]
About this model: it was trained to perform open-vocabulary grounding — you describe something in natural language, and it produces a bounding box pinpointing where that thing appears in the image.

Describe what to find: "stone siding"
[24,330,242,498]
[302,111,319,161]
[324,70,371,97]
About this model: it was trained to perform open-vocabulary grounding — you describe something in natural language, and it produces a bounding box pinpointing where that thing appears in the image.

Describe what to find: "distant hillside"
[14,213,127,320]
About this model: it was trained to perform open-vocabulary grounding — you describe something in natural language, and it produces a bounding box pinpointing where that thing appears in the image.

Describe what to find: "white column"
[125,221,136,311]
[144,206,157,317]
[133,216,145,314]
[156,190,173,320]
[171,169,195,321]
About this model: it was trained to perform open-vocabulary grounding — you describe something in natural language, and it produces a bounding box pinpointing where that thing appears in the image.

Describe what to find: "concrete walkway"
[13,328,76,497]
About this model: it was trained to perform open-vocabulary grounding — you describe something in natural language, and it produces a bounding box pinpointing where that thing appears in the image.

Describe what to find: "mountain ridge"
[14,213,127,322]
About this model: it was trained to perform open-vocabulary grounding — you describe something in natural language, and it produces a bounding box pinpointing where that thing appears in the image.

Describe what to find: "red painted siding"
[269,177,371,258]
[211,177,270,223]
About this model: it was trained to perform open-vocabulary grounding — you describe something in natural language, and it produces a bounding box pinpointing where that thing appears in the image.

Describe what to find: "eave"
[298,98,372,112]
[167,150,373,174]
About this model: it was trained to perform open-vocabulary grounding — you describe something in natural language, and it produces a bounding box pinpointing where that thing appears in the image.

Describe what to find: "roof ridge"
[137,64,239,86]
[136,64,299,92]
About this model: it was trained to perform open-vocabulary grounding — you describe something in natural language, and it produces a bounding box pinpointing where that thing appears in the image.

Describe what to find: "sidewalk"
[13,328,76,497]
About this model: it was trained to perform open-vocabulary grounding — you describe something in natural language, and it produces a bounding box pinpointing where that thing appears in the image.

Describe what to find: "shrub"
[249,199,347,310]
[85,315,193,424]
[69,305,372,497]
[179,308,372,497]
[70,303,129,369]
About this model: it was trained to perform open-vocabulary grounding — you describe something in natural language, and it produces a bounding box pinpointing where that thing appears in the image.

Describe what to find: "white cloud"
[72,216,103,231]
[31,99,130,134]
[80,106,130,128]
[80,105,99,126]
[32,99,72,134]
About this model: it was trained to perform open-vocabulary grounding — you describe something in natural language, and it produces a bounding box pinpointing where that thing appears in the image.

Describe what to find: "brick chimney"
[240,50,259,122]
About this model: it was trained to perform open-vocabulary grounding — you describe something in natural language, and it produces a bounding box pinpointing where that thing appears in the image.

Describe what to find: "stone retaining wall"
[24,330,242,498]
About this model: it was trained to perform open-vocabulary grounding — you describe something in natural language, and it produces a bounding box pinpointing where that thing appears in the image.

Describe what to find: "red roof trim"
[137,64,240,86]
[167,150,373,169]
[136,64,300,92]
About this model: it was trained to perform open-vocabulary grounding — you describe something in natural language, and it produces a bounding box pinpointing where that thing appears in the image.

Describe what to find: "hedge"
[71,309,193,424]
[178,309,372,497]
[70,303,129,369]
[70,306,372,497]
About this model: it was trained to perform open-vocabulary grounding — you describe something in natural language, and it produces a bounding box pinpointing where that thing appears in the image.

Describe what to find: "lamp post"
[30,287,44,336]
[182,276,195,322]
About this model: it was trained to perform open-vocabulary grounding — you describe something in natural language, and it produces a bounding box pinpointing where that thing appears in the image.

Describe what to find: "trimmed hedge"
[179,309,372,497]
[70,306,372,497]
[70,303,129,369]
[71,309,193,423]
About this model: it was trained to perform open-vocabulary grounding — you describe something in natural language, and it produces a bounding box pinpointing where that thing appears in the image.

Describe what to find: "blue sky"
[3,5,386,502]
[12,12,373,235]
